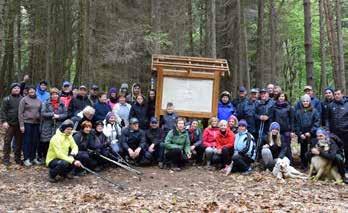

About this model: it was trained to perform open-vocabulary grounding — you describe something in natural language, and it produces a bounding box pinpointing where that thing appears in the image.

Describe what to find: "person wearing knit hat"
[218,90,236,121]
[294,92,320,169]
[295,85,322,117]
[103,111,122,155]
[39,87,67,164]
[46,119,81,183]
[269,122,280,132]
[238,119,248,127]
[107,87,118,110]
[1,82,23,166]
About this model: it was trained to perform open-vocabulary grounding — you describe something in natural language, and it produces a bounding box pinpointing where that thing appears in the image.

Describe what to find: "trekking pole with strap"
[80,164,125,190]
[255,121,265,161]
[88,149,143,175]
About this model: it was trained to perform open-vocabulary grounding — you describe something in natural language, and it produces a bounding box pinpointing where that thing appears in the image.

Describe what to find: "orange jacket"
[216,129,235,149]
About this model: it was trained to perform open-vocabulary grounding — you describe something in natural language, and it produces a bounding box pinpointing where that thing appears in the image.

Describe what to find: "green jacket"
[164,128,191,155]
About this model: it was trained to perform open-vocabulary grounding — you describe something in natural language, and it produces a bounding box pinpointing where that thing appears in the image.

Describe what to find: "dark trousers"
[125,148,152,166]
[165,148,187,167]
[76,151,98,169]
[213,147,233,167]
[232,153,253,172]
[3,124,23,163]
[299,137,311,168]
[192,144,205,164]
[48,159,73,178]
[336,132,348,172]
[38,142,49,160]
[23,123,40,161]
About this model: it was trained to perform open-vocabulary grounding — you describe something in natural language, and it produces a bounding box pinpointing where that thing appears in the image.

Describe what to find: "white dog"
[272,157,307,180]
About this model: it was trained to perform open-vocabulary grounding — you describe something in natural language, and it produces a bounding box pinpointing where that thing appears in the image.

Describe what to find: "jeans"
[48,159,73,178]
[23,123,40,161]
[3,124,23,163]
[38,142,49,160]
[261,147,276,170]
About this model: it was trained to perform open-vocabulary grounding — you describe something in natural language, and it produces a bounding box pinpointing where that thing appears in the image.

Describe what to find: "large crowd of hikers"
[0,76,347,184]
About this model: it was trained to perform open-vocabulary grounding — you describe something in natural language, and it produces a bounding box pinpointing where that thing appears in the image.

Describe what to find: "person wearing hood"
[46,119,81,183]
[1,83,23,165]
[18,85,42,166]
[217,91,236,121]
[68,85,93,121]
[103,112,122,155]
[227,115,238,134]
[89,84,99,105]
[107,87,118,110]
[36,80,50,103]
[39,88,68,163]
[126,83,141,104]
[93,92,111,122]
[294,94,320,169]
[227,120,255,174]
[321,87,334,126]
[295,85,322,118]
[269,92,295,160]
[325,89,348,174]
[60,81,73,108]
[261,122,291,170]
[119,83,129,97]
[113,95,131,127]
[129,95,148,130]
[202,117,220,167]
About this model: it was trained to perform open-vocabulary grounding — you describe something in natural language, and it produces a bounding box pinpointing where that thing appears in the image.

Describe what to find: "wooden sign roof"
[151,54,229,76]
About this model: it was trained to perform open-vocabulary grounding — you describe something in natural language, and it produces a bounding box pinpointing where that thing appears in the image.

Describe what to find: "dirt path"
[0,163,347,212]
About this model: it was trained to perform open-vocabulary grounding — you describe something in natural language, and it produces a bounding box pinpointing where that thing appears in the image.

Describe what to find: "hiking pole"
[98,153,143,175]
[80,164,125,190]
[255,121,265,161]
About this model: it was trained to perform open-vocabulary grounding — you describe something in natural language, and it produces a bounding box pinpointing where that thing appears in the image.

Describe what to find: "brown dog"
[308,139,342,183]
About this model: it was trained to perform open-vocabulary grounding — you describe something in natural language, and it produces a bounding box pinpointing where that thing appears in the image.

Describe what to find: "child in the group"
[161,102,177,136]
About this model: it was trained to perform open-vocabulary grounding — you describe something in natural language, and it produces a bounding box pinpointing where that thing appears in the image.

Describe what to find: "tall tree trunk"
[151,0,161,54]
[303,0,314,87]
[335,0,346,91]
[319,0,327,93]
[16,0,21,78]
[210,0,216,58]
[255,0,265,88]
[45,0,51,82]
[269,0,276,83]
[187,0,194,55]
[240,4,250,90]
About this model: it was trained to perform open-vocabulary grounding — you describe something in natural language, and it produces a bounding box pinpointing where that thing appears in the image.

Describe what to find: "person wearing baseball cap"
[239,88,259,138]
[89,84,99,105]
[294,85,322,116]
[60,81,73,108]
[321,87,334,126]
[145,117,165,167]
[255,87,274,140]
[233,86,248,119]
[1,82,23,166]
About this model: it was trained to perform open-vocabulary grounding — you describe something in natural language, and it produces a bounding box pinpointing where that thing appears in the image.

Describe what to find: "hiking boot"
[63,173,75,179]
[15,159,23,166]
[48,175,58,183]
[24,159,32,167]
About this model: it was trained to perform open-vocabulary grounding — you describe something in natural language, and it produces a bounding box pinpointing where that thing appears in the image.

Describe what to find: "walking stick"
[80,164,125,190]
[255,121,265,161]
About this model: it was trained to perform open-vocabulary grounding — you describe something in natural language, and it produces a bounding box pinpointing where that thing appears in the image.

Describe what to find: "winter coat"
[36,88,50,103]
[270,101,294,133]
[89,95,98,105]
[73,131,101,152]
[326,98,348,134]
[129,102,148,130]
[188,127,202,147]
[321,99,333,126]
[75,115,94,132]
[0,94,22,125]
[113,102,131,126]
[147,99,156,120]
[93,101,111,122]
[263,134,290,159]
[18,95,42,128]
[255,98,274,134]
[107,98,118,111]
[234,130,256,160]
[161,113,177,133]
[217,101,236,121]
[164,128,191,155]
[202,127,220,148]
[68,94,93,118]
[216,129,235,150]
[46,129,78,166]
[120,127,147,151]
[239,99,257,134]
[40,99,68,142]
[59,91,73,108]
[145,128,164,146]
[295,96,322,118]
[233,97,247,119]
[103,121,122,144]
[294,107,320,136]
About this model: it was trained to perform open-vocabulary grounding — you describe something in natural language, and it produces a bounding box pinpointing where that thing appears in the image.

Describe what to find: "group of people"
[0,77,347,183]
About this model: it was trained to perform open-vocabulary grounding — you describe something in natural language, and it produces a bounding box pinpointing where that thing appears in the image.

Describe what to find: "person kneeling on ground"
[145,117,165,166]
[261,122,292,171]
[46,119,82,183]
[187,119,204,165]
[214,120,235,171]
[226,119,255,175]
[163,117,191,171]
[120,117,151,166]
[202,117,220,168]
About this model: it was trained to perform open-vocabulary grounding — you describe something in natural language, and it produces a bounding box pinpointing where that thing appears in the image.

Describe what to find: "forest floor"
[0,136,347,212]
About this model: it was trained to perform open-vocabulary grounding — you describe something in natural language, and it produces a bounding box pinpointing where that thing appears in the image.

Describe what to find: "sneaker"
[32,158,43,165]
[172,167,182,172]
[225,163,233,176]
[242,167,252,175]
[24,159,32,167]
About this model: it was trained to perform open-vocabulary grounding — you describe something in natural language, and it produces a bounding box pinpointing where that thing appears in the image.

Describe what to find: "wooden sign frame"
[151,54,229,119]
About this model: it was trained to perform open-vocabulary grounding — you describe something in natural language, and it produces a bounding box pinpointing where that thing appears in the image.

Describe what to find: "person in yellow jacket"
[46,119,82,182]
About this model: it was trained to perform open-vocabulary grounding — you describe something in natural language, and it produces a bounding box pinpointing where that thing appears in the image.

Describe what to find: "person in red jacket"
[203,117,220,167]
[214,120,235,171]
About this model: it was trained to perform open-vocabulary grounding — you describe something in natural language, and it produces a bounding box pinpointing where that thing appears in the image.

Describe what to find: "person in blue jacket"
[36,80,50,103]
[93,92,111,122]
[217,91,236,121]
